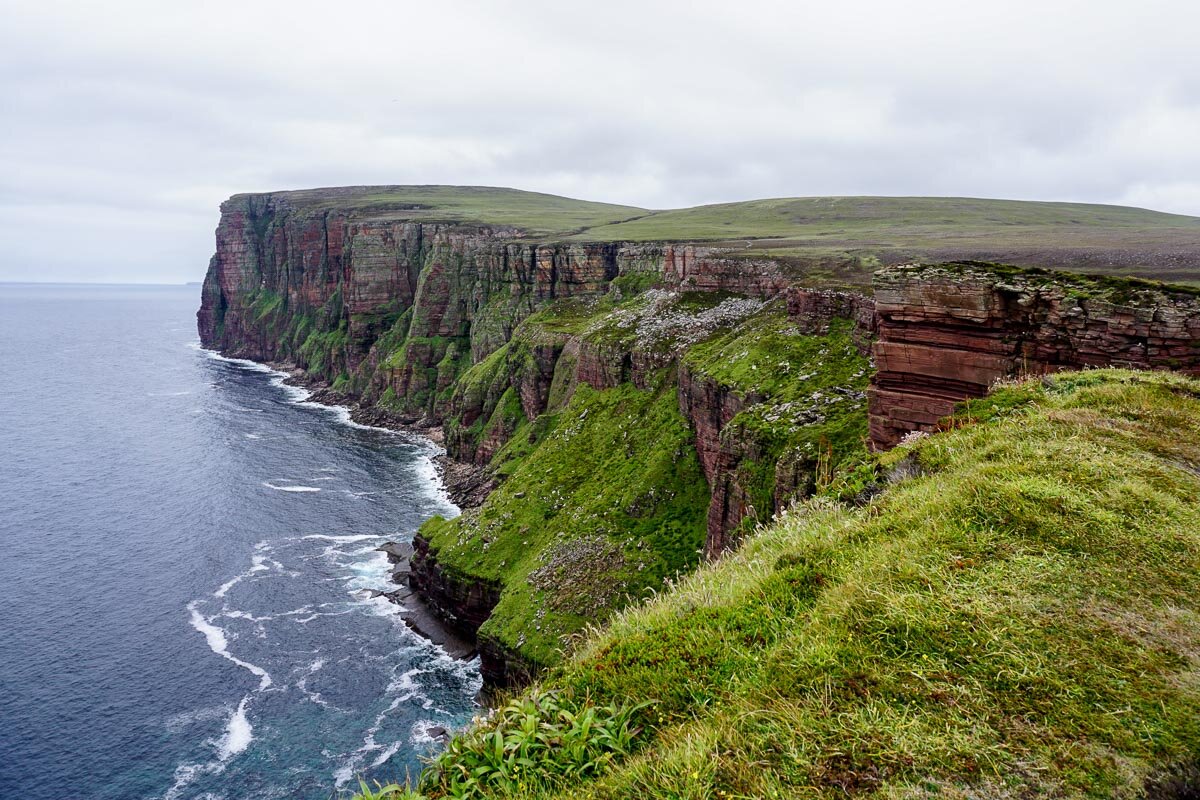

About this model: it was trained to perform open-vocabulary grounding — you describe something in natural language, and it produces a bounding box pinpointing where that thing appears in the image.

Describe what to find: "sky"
[3,0,1200,283]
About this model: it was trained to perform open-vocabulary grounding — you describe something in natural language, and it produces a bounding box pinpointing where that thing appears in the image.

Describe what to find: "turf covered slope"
[228,185,650,235]
[411,369,1200,799]
[410,291,872,683]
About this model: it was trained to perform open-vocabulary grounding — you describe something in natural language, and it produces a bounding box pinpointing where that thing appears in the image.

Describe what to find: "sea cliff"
[198,186,1200,686]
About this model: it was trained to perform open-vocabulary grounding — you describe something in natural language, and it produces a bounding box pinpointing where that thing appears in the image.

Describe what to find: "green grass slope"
[238,188,1200,283]
[418,291,872,674]
[230,185,650,236]
[575,196,1200,284]
[421,379,712,671]
[379,368,1200,800]
[574,196,1200,241]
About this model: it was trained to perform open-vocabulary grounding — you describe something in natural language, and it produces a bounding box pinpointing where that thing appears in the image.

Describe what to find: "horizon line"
[0,280,204,287]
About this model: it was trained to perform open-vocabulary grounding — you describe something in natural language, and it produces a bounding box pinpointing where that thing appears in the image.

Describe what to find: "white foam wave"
[331,762,355,787]
[371,741,403,768]
[332,668,432,787]
[347,543,388,557]
[295,659,337,709]
[244,433,262,439]
[198,347,464,523]
[194,345,283,375]
[387,667,425,697]
[219,605,313,623]
[162,698,253,799]
[164,760,224,800]
[269,374,312,403]
[218,696,254,760]
[262,482,321,493]
[298,533,377,543]
[411,450,459,519]
[214,555,272,598]
[187,601,273,690]
[297,676,334,709]
[345,554,395,595]
[409,719,445,748]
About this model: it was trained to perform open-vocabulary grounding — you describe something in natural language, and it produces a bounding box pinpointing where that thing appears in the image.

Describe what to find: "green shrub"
[419,692,651,799]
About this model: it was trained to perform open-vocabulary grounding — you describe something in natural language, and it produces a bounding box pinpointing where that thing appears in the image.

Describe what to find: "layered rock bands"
[868,263,1200,449]
[199,192,1200,685]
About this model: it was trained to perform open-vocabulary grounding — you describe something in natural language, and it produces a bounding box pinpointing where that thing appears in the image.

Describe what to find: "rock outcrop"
[676,363,760,556]
[868,263,1200,449]
[199,189,1200,688]
[199,191,863,683]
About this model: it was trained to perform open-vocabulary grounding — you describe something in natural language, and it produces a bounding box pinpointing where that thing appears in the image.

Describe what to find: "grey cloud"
[2,0,1199,282]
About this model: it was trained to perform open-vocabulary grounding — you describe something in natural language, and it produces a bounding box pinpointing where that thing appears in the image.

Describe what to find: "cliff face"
[200,194,628,417]
[867,263,1200,449]
[199,191,1200,688]
[199,194,808,419]
[199,191,872,685]
[197,192,844,529]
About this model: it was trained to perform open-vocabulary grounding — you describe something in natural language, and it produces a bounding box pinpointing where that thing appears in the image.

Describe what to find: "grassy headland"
[364,368,1200,799]
[417,291,872,673]
[242,187,1200,285]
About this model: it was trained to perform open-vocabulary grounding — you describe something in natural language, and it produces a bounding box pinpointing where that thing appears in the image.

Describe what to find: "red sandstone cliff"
[867,263,1200,449]
[199,190,1200,687]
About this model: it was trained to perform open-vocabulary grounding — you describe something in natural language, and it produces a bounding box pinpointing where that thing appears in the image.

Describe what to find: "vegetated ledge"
[195,187,1200,692]
[386,369,1200,800]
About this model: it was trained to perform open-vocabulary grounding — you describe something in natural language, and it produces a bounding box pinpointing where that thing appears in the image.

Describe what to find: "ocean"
[0,283,481,799]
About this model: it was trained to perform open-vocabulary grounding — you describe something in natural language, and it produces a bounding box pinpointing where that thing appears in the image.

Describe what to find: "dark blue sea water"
[0,284,480,799]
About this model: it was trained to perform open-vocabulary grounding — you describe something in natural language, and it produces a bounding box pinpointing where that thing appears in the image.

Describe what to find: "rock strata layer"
[867,263,1200,449]
[199,190,1200,687]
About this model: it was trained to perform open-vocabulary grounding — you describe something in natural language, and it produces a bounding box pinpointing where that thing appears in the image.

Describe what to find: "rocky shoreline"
[369,541,477,661]
[245,359,494,662]
[270,363,496,510]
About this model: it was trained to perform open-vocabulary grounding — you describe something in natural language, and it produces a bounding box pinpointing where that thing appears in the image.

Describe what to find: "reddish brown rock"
[677,363,775,557]
[407,533,502,640]
[786,287,877,355]
[868,263,1200,449]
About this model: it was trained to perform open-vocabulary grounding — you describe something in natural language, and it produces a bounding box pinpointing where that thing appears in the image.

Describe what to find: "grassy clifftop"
[415,291,871,677]
[234,187,1200,284]
[226,187,1200,283]
[227,185,650,236]
[374,369,1200,799]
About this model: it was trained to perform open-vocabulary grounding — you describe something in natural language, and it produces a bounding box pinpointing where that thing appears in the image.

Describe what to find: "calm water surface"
[0,283,480,799]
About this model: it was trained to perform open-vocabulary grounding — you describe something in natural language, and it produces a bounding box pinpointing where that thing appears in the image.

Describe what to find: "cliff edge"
[198,186,1200,686]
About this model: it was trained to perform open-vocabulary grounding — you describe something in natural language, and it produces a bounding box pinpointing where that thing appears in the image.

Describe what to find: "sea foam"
[262,482,321,493]
[213,555,271,598]
[187,602,273,690]
[218,696,254,760]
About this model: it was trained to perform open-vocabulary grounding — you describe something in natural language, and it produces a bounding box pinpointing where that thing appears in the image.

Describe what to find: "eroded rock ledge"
[198,190,1200,689]
[867,263,1200,449]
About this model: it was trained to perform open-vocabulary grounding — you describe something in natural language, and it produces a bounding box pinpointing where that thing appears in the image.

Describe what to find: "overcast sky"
[3,0,1199,283]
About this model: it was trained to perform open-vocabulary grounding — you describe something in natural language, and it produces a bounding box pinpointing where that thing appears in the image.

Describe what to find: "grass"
[229,185,649,237]
[232,188,1200,284]
[572,195,1200,241]
[421,378,711,670]
[573,196,1200,285]
[681,310,872,535]
[366,368,1200,799]
[417,691,652,798]
[423,293,876,671]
